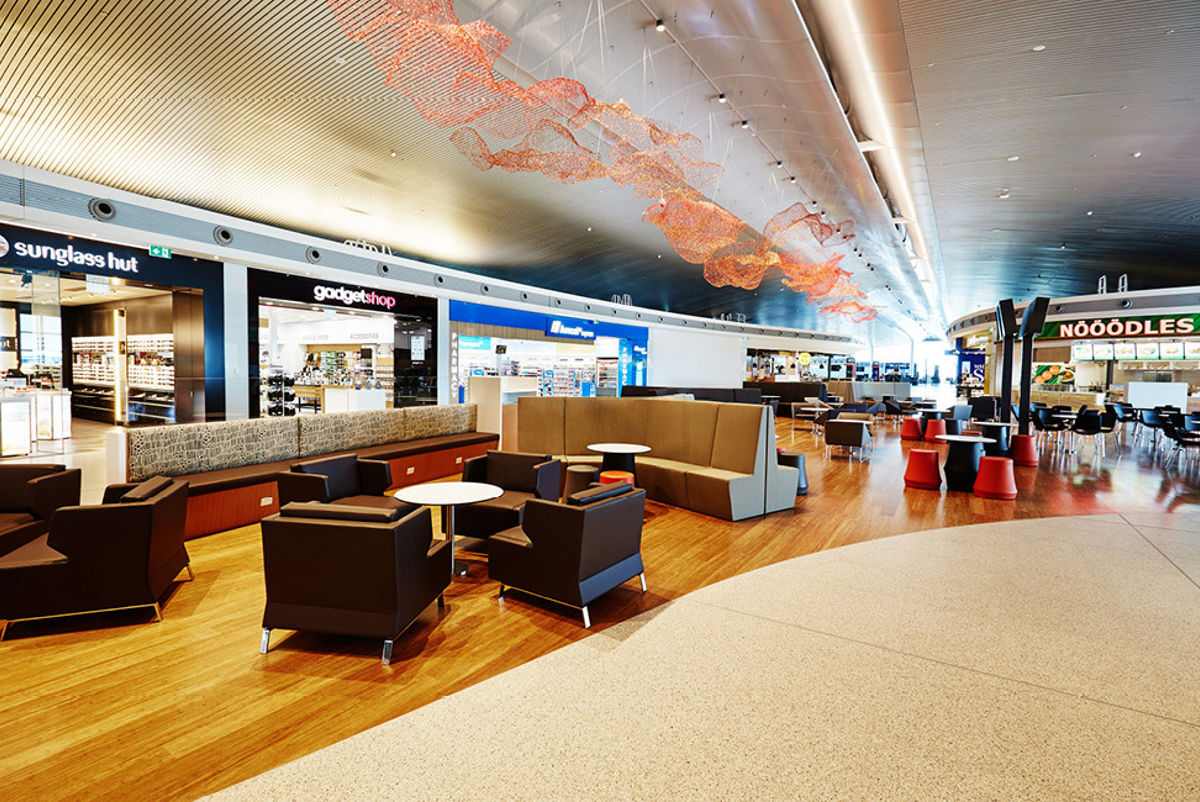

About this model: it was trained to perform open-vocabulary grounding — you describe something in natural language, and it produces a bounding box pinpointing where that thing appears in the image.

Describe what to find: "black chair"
[259,503,451,665]
[277,454,417,514]
[0,465,81,557]
[489,483,647,628]
[1185,413,1200,433]
[1137,409,1165,451]
[455,451,561,539]
[1099,407,1118,439]
[1036,408,1069,450]
[1161,419,1200,471]
[1111,402,1138,438]
[1071,410,1104,455]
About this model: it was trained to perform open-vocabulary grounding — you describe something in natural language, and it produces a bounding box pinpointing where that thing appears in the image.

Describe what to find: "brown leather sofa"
[454,451,561,538]
[489,483,647,628]
[0,464,82,556]
[259,502,452,665]
[0,477,191,640]
[277,454,419,516]
[517,396,796,521]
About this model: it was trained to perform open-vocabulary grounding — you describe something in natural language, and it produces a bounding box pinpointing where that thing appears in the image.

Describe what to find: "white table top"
[393,481,502,506]
[937,434,996,444]
[587,442,651,454]
[973,420,1017,428]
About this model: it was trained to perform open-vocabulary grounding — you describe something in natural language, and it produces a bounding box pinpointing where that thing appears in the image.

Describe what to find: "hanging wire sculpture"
[327,0,877,322]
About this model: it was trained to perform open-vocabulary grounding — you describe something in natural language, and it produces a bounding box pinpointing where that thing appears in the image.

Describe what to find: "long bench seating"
[108,405,496,539]
[517,396,796,521]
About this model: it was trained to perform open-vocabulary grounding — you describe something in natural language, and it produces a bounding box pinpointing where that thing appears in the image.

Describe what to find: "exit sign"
[148,245,172,259]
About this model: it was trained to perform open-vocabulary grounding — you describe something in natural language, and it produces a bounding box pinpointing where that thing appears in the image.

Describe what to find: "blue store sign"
[545,317,595,340]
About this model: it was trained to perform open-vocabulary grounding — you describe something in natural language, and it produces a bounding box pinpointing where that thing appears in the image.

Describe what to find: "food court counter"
[1013,389,1104,409]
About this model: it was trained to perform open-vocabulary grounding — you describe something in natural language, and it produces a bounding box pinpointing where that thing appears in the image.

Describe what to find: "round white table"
[586,442,651,474]
[393,481,502,577]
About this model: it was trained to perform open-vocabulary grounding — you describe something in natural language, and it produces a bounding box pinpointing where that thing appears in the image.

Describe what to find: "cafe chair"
[825,419,873,461]
[259,503,451,665]
[1161,420,1200,471]
[454,451,561,539]
[1135,409,1165,451]
[1070,410,1105,455]
[0,464,82,557]
[0,477,191,640]
[1035,408,1069,451]
[278,454,417,514]
[489,483,647,629]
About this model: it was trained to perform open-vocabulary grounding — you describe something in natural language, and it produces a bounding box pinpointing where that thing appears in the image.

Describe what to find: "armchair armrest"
[47,503,153,565]
[24,469,81,520]
[461,454,487,482]
[521,499,582,554]
[101,482,139,505]
[357,458,393,495]
[276,471,330,505]
[532,459,562,500]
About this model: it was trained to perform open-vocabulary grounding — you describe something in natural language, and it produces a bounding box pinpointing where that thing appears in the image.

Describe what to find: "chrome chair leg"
[382,639,394,665]
[639,572,647,592]
[260,628,272,654]
[581,606,591,629]
[437,593,445,609]
[184,564,195,581]
[0,619,7,641]
[152,602,163,623]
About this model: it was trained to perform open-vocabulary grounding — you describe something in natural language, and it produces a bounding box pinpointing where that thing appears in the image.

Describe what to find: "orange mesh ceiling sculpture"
[327,0,877,322]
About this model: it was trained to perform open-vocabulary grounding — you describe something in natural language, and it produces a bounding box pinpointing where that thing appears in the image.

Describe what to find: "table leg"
[985,429,1008,457]
[945,441,982,492]
[445,505,468,577]
[601,452,636,475]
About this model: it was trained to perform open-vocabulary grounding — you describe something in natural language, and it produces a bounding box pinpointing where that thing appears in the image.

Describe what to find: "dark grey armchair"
[488,483,646,628]
[454,450,561,538]
[824,419,872,461]
[277,454,417,515]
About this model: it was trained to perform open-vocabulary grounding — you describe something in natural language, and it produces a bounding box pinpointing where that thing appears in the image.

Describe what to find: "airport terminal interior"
[1,1,1198,798]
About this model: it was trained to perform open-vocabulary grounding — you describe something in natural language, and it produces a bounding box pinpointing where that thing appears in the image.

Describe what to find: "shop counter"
[0,396,35,457]
[34,390,72,440]
[1014,389,1104,409]
[323,388,388,413]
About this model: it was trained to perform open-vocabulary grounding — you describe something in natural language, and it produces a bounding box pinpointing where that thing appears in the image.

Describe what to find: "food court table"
[586,442,651,475]
[937,434,996,492]
[972,420,1016,457]
[393,481,502,577]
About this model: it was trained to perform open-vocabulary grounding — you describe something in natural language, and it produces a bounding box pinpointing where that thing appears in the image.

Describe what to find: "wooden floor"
[3,419,1198,800]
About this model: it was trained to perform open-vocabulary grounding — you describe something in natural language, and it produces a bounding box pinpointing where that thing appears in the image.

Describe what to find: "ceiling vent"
[88,198,116,221]
[213,226,234,246]
[305,247,322,264]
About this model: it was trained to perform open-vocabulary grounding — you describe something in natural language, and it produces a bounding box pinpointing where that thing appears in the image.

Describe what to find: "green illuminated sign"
[1040,314,1199,339]
[148,245,172,259]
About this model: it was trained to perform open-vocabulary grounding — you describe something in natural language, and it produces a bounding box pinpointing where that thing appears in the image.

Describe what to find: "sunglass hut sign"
[0,231,142,273]
[1042,314,1198,339]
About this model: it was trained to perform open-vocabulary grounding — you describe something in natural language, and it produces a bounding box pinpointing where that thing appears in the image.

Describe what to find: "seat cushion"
[0,533,67,569]
[332,494,412,512]
[0,511,36,531]
[686,467,758,521]
[635,458,691,508]
[179,459,299,495]
[280,502,403,523]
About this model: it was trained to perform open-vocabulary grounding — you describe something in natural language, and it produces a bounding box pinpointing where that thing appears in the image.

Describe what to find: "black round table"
[776,451,808,495]
[937,434,996,492]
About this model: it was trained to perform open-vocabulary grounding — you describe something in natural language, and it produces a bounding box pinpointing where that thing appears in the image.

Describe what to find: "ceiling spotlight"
[789,176,796,183]
[997,192,1010,199]
[1086,210,1094,216]
[717,93,727,103]
[1031,44,1046,52]
[740,120,749,128]
[655,19,665,31]
[333,56,346,64]
[1006,155,1020,162]
[389,151,397,157]
[586,226,592,232]
[1132,151,1142,158]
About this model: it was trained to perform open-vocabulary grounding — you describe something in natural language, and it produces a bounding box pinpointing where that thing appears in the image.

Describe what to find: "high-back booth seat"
[109,404,497,539]
[0,477,191,640]
[277,454,418,516]
[0,464,82,556]
[742,381,826,416]
[489,483,647,628]
[259,502,451,665]
[517,397,795,521]
[454,451,561,539]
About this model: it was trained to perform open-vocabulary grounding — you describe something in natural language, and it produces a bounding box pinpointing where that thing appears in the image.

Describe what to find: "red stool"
[904,449,942,490]
[923,419,947,443]
[974,457,1017,499]
[962,429,982,437]
[599,470,634,487]
[900,417,924,441]
[1010,433,1039,467]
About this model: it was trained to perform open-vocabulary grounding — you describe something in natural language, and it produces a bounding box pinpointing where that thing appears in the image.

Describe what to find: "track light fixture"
[740,120,749,128]
[655,19,665,31]
[717,93,727,103]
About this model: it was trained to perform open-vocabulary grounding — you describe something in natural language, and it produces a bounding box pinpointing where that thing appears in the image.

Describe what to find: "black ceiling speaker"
[305,247,321,264]
[213,226,234,245]
[1019,296,1050,339]
[376,262,390,276]
[88,198,116,221]
[995,299,1017,338]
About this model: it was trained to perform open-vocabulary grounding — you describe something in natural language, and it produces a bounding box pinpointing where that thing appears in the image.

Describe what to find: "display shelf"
[127,333,175,391]
[71,336,118,385]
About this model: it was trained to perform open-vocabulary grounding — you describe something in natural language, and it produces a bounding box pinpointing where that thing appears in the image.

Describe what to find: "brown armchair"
[488,483,647,628]
[259,502,452,665]
[277,454,417,515]
[453,450,561,539]
[0,477,191,640]
[0,464,81,556]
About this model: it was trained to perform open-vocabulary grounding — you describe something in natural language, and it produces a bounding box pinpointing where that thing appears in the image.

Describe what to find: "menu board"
[1092,342,1115,360]
[1161,341,1185,360]
[1114,342,1137,360]
[1186,342,1200,360]
[1071,342,1094,361]
[1135,342,1160,360]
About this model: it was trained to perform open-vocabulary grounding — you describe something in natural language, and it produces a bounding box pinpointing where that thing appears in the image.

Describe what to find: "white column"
[223,262,250,419]
[437,297,450,405]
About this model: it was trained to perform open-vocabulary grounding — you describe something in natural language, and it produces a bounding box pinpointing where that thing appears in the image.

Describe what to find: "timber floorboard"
[1,421,1198,800]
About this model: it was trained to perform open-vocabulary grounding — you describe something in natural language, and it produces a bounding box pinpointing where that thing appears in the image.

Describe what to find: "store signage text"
[312,284,397,310]
[0,234,140,273]
[1042,315,1197,339]
[546,317,595,340]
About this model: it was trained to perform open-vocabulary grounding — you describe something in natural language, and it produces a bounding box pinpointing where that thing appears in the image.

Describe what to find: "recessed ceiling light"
[389,151,397,157]
[1006,155,1019,162]
[657,254,662,259]
[789,176,796,183]
[717,93,726,103]
[1164,28,1175,35]
[1090,153,1098,158]
[586,227,592,232]
[333,56,346,64]
[740,120,749,128]
[1031,44,1046,52]
[1132,151,1142,158]
[992,228,1000,232]
[1119,104,1128,110]
[1085,210,1093,216]
[997,192,1010,199]
[655,19,665,31]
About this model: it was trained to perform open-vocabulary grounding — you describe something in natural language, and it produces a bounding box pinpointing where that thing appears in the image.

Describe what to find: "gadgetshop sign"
[1040,314,1199,339]
[312,284,397,310]
[0,227,143,273]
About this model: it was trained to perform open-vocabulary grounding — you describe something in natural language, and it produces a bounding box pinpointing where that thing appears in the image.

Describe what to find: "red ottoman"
[904,449,942,490]
[1010,433,1039,467]
[900,417,924,441]
[923,419,947,443]
[974,457,1017,499]
[599,470,635,487]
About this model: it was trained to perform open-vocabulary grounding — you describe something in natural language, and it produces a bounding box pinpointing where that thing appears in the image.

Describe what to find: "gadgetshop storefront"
[247,268,437,417]
[0,223,225,439]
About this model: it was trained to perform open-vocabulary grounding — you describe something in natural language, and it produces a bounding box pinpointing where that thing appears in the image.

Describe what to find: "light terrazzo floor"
[206,512,1200,800]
